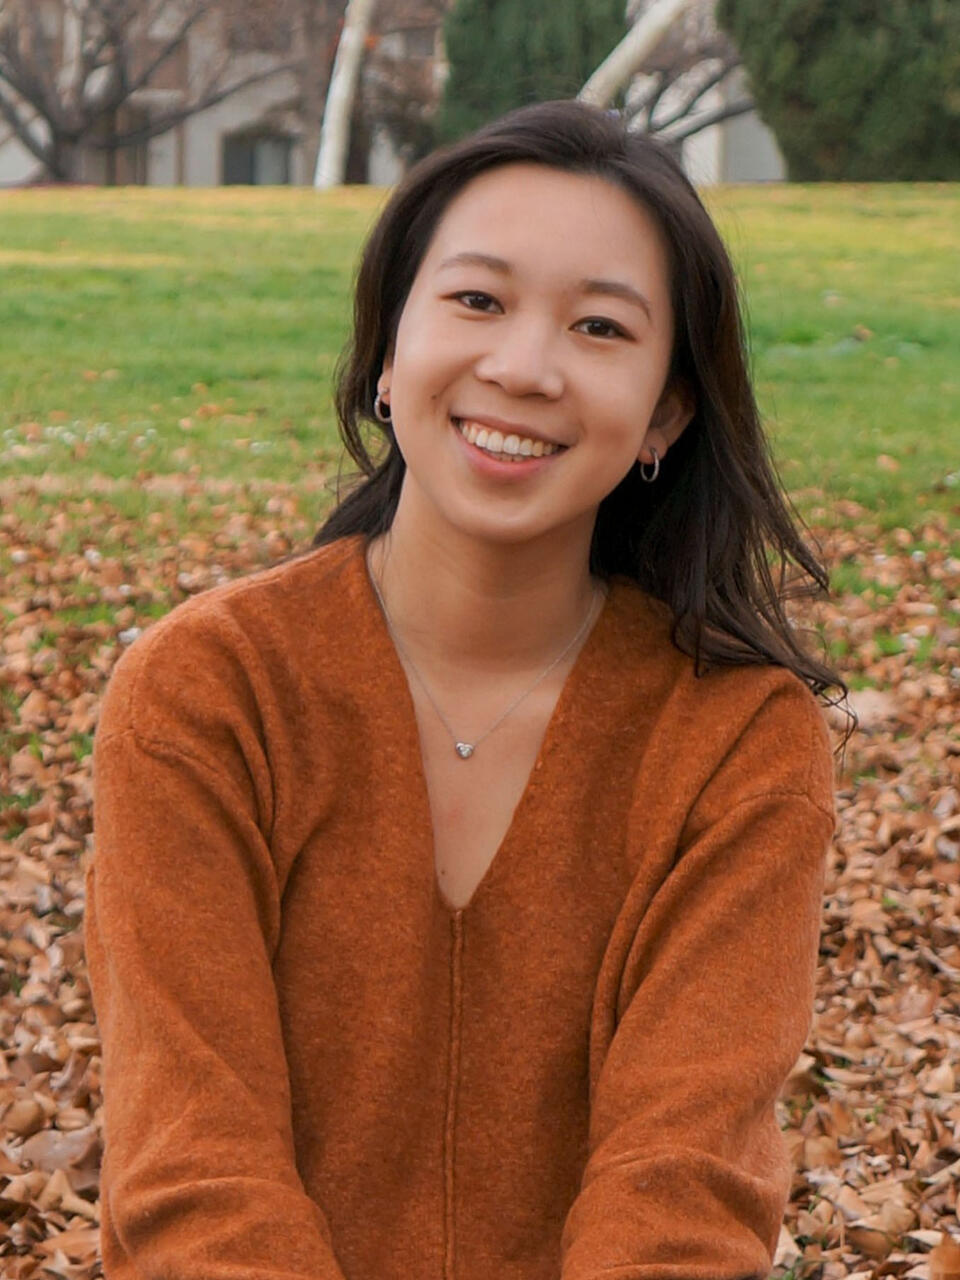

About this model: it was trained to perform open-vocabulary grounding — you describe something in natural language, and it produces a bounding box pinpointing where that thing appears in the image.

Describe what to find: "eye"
[575,317,630,340]
[451,290,502,313]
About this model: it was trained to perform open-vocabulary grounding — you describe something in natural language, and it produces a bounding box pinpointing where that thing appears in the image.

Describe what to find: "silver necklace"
[369,564,604,760]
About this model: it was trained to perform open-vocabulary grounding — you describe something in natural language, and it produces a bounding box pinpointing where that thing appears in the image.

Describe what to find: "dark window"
[223,134,292,185]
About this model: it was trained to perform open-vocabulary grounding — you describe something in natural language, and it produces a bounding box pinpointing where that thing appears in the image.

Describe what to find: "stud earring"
[639,446,660,483]
[374,393,392,423]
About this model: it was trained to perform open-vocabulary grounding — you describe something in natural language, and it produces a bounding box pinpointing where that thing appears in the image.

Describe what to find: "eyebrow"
[437,251,654,322]
[580,276,653,322]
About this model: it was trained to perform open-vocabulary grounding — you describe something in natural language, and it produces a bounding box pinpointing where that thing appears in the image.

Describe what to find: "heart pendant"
[455,742,474,759]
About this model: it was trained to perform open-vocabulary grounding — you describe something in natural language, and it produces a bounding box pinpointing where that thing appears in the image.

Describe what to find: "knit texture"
[86,532,836,1280]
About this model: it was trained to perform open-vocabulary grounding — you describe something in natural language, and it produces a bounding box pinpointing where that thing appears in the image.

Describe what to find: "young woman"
[87,101,844,1280]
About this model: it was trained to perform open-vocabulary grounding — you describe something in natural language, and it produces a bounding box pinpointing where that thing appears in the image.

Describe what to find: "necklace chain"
[369,562,604,760]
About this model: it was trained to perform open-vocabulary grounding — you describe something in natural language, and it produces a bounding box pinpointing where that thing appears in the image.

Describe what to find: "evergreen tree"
[435,0,627,143]
[716,0,960,180]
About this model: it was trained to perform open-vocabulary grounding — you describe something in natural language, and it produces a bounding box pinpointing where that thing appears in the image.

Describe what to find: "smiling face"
[379,162,694,551]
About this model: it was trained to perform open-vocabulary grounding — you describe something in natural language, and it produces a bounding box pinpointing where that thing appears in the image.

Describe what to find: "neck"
[366,485,602,678]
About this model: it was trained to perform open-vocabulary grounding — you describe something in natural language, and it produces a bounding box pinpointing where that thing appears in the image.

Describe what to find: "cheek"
[391,318,452,406]
[596,350,671,428]
[588,381,653,450]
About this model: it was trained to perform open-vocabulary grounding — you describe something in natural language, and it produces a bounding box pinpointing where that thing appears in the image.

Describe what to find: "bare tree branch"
[649,54,738,131]
[123,3,211,101]
[598,0,751,148]
[0,0,299,180]
[579,0,696,108]
[76,13,121,95]
[659,95,755,143]
[0,81,51,168]
[99,60,299,148]
[637,72,669,130]
[0,3,63,130]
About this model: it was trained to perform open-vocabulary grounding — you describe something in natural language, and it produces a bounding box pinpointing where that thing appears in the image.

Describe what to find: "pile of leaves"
[1,473,958,1278]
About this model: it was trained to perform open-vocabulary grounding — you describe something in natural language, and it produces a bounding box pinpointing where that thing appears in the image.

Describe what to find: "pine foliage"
[716,0,960,180]
[435,0,627,143]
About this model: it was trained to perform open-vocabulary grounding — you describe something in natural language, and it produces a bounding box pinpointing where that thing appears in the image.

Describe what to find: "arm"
[560,687,835,1279]
[86,633,349,1279]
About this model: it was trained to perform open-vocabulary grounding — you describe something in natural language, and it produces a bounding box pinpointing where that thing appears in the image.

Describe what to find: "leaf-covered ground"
[0,470,958,1278]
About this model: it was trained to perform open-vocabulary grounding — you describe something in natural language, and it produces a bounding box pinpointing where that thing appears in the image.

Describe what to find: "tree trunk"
[314,0,378,188]
[46,136,81,183]
[302,120,323,186]
[293,0,337,185]
[578,0,695,108]
[105,110,118,186]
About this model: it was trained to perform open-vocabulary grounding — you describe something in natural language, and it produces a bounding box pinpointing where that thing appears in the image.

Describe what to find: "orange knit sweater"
[86,532,836,1280]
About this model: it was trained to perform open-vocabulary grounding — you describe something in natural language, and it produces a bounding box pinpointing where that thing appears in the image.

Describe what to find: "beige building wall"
[718,111,786,181]
[171,75,303,187]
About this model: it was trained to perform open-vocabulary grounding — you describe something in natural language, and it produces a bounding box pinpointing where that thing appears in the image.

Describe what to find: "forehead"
[421,162,671,297]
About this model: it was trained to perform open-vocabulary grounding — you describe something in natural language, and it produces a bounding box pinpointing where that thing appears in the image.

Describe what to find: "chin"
[441,502,595,553]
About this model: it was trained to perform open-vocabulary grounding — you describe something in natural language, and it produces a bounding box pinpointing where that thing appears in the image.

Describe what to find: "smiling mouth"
[452,417,565,461]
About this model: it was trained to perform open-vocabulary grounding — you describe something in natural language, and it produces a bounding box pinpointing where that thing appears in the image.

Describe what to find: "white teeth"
[455,418,560,459]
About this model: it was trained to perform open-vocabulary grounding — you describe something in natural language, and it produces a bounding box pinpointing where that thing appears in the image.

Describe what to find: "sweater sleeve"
[86,650,349,1278]
[559,684,836,1280]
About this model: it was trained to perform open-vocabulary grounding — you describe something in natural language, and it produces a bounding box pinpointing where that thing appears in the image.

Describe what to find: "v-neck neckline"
[349,534,621,917]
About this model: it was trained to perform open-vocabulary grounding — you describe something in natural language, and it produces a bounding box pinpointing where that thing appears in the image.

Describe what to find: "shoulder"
[604,577,835,823]
[95,535,367,748]
[688,662,835,820]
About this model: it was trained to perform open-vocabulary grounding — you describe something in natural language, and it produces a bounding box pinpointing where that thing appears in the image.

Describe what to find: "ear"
[377,343,395,398]
[639,380,695,465]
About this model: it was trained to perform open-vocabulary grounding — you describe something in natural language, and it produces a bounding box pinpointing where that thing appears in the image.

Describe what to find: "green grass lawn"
[0,183,957,532]
[704,184,959,529]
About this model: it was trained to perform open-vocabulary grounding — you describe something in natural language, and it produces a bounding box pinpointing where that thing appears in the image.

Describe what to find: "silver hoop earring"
[374,393,392,423]
[639,446,660,483]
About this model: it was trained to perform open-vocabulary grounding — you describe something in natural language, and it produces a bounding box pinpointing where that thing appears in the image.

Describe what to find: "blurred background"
[1,0,958,187]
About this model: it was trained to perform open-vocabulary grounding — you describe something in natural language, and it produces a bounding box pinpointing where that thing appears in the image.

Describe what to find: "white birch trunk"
[313,0,378,189]
[578,0,696,107]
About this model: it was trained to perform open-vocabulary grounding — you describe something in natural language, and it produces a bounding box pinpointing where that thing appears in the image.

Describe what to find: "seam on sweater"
[804,697,819,799]
[96,726,281,862]
[157,603,283,838]
[444,912,465,1280]
[718,786,836,830]
[96,725,239,790]
[682,673,822,817]
[97,537,346,744]
[803,693,837,810]
[591,1267,764,1279]
[108,540,360,835]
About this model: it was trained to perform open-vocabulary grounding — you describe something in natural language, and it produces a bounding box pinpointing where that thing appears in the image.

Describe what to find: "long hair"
[312,99,846,711]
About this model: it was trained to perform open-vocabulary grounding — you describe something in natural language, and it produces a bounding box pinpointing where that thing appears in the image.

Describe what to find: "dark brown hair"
[313,99,847,712]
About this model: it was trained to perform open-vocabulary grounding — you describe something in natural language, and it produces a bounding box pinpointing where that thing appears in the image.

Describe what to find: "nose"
[472,311,564,399]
